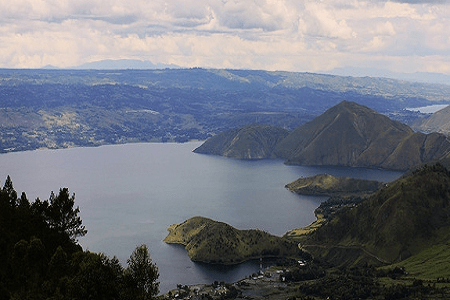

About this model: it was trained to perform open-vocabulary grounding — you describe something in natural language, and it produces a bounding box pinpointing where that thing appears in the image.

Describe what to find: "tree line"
[0,176,159,300]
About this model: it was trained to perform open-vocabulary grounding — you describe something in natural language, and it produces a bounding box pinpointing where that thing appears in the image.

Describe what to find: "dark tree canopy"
[44,188,87,240]
[126,244,160,299]
[0,176,159,300]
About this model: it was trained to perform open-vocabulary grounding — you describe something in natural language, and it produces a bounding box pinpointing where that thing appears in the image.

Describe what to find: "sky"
[1,0,450,74]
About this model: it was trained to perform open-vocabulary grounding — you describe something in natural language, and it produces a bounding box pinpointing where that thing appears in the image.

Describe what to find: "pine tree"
[125,244,159,299]
[44,188,87,241]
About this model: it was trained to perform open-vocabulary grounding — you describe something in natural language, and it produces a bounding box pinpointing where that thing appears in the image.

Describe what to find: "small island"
[164,216,307,264]
[285,173,384,197]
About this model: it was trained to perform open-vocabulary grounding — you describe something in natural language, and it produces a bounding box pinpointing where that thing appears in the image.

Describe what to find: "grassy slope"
[164,216,304,264]
[384,243,450,280]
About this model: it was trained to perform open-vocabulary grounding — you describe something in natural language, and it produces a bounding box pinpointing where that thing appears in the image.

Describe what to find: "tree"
[3,175,18,207]
[44,188,87,241]
[69,252,124,300]
[125,244,159,300]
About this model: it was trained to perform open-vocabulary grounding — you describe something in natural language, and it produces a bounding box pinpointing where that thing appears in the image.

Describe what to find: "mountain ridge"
[196,101,450,171]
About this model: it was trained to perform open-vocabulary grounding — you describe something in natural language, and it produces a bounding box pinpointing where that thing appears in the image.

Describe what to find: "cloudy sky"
[1,0,450,74]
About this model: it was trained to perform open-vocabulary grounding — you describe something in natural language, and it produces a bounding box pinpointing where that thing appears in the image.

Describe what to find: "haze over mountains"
[71,60,450,85]
[71,59,180,70]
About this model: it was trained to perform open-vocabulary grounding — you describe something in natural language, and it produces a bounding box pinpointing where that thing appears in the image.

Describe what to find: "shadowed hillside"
[193,124,289,159]
[273,101,449,170]
[195,101,450,170]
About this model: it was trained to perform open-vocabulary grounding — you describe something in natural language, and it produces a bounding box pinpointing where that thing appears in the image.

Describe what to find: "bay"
[0,142,402,293]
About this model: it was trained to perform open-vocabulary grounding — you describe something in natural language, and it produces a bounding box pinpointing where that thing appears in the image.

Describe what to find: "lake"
[0,142,402,293]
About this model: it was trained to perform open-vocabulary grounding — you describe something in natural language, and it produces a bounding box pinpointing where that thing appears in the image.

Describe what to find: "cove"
[0,142,402,293]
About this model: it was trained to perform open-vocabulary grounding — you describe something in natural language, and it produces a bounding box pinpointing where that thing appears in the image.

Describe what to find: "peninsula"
[164,216,307,264]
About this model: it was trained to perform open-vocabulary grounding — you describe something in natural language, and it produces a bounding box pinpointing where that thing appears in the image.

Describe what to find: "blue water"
[0,142,402,293]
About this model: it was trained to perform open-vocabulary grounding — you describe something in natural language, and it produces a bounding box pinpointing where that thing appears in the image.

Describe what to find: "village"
[162,260,309,300]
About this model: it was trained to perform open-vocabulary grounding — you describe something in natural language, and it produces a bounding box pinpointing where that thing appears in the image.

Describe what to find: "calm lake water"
[0,142,402,293]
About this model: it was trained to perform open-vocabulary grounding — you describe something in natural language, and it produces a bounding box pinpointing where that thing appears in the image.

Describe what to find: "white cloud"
[0,0,449,75]
[300,1,356,40]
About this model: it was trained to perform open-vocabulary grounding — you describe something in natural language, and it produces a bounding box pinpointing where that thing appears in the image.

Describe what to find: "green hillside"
[164,216,306,264]
[300,164,450,268]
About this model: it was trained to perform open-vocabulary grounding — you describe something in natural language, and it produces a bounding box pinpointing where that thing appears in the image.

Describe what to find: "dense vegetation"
[0,176,159,300]
[164,216,308,264]
[287,264,450,300]
[301,163,450,267]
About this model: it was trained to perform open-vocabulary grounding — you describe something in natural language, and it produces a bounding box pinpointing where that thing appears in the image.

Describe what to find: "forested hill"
[301,164,450,267]
[0,68,448,153]
[164,216,306,264]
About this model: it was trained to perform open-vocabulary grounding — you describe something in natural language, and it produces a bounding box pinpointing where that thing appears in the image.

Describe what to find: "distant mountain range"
[0,68,450,153]
[45,60,450,86]
[72,60,450,85]
[327,66,450,85]
[195,101,450,171]
[71,59,180,70]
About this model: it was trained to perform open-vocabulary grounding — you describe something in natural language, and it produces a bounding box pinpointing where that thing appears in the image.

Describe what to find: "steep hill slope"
[413,104,450,134]
[273,101,450,170]
[164,216,305,264]
[301,164,450,266]
[193,124,289,159]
